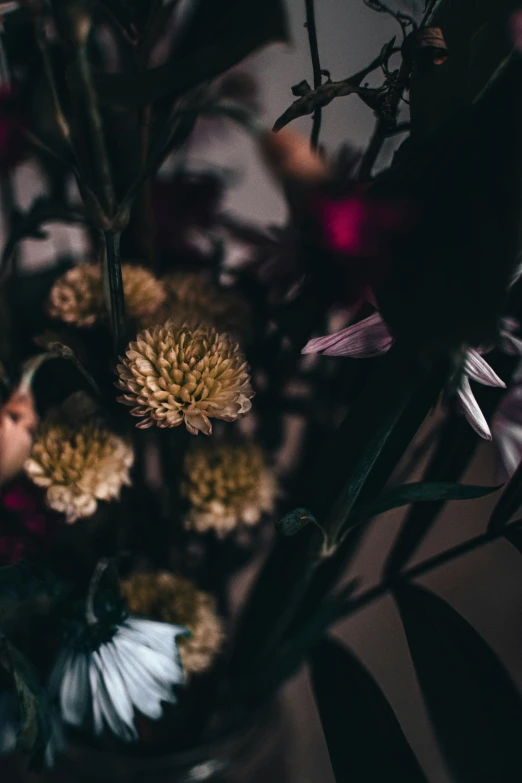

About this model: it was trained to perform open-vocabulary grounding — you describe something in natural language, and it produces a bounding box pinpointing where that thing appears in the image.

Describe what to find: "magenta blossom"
[0,478,56,565]
[303,311,507,440]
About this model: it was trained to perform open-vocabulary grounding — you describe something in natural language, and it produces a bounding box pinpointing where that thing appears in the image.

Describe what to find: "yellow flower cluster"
[120,571,224,675]
[25,417,134,523]
[48,263,166,327]
[116,322,253,435]
[182,441,275,535]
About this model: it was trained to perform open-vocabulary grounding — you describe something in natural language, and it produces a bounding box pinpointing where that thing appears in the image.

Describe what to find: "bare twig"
[304,0,323,148]
[363,0,417,38]
[358,58,411,181]
[273,51,391,132]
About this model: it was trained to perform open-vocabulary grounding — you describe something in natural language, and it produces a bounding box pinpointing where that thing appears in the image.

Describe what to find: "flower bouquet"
[1,0,522,781]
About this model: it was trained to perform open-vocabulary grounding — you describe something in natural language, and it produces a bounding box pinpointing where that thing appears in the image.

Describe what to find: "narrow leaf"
[351,481,499,524]
[489,457,522,530]
[396,582,522,782]
[311,637,428,783]
[503,520,522,555]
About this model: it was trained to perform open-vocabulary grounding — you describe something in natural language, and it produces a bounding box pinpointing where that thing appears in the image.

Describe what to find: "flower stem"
[304,0,322,149]
[85,558,110,626]
[343,524,512,618]
[103,231,126,354]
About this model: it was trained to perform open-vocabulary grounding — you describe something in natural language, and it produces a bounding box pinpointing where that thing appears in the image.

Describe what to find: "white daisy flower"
[50,560,188,742]
[50,615,188,742]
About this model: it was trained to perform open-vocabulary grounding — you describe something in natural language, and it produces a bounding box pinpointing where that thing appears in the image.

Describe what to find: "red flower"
[0,478,56,566]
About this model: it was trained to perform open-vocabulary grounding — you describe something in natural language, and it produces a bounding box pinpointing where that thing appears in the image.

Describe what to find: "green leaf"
[94,0,289,108]
[276,508,321,537]
[350,481,499,525]
[311,637,428,783]
[0,638,51,765]
[395,582,522,782]
[489,458,522,530]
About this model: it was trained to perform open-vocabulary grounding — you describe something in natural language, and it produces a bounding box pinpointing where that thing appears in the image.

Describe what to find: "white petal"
[88,657,104,736]
[464,349,506,388]
[91,650,137,742]
[97,644,136,738]
[117,628,184,688]
[458,376,492,440]
[59,651,90,727]
[302,312,393,358]
[124,617,187,660]
[112,642,169,719]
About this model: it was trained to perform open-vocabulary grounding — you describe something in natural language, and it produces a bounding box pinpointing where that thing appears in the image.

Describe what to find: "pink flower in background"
[303,311,506,440]
[0,86,25,175]
[0,478,56,565]
[316,195,410,258]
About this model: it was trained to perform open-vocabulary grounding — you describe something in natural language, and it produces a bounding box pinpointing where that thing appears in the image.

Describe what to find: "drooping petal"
[91,650,137,742]
[112,641,169,719]
[458,376,492,440]
[97,644,136,739]
[492,414,522,479]
[59,651,89,728]
[464,349,506,388]
[302,312,393,358]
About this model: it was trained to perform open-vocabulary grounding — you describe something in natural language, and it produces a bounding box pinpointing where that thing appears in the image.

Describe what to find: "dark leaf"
[409,0,520,138]
[311,637,428,783]
[95,0,289,108]
[383,355,515,578]
[0,638,51,765]
[503,520,522,555]
[350,481,499,525]
[276,508,318,537]
[396,582,522,782]
[488,457,522,530]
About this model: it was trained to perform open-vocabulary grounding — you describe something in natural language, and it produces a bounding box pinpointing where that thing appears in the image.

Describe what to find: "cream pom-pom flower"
[25,417,134,523]
[116,321,254,435]
[181,441,276,535]
[47,263,166,327]
[121,572,224,676]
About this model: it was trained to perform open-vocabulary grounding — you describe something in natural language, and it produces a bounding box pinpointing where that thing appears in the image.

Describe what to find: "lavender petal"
[464,349,506,388]
[458,376,492,440]
[302,312,393,358]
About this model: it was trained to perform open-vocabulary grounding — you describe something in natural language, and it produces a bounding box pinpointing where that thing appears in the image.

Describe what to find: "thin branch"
[304,0,322,148]
[103,231,126,354]
[363,0,417,38]
[33,22,73,147]
[272,50,391,132]
[358,58,411,181]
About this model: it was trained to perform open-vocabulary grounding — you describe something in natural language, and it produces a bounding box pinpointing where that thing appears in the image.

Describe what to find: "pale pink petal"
[458,376,492,440]
[500,330,522,356]
[302,312,393,358]
[464,349,506,388]
[492,414,522,479]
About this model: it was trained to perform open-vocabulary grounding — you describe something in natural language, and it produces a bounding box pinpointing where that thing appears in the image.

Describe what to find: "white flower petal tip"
[458,377,492,440]
[302,312,393,358]
[50,616,188,742]
[464,349,506,389]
